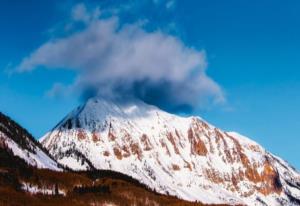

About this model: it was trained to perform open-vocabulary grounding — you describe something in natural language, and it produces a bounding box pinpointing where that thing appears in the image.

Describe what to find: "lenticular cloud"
[17,5,224,112]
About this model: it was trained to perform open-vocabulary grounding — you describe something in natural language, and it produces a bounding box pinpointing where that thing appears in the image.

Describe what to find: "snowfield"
[0,131,60,171]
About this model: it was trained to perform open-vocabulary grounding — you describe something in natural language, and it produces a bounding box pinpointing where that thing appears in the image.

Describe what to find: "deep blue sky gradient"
[0,0,300,169]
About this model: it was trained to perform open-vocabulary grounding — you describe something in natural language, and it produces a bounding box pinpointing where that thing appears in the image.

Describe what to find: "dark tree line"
[0,112,36,153]
[0,112,57,164]
[73,185,110,194]
[79,169,162,196]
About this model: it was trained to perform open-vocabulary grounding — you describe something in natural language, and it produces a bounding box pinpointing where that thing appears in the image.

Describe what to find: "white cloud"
[17,4,224,112]
[71,3,100,24]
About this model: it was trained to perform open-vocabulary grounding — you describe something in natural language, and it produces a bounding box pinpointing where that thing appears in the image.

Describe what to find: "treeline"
[0,143,34,179]
[62,148,96,170]
[73,185,110,194]
[0,145,31,190]
[81,169,162,196]
[0,112,36,153]
[0,112,58,165]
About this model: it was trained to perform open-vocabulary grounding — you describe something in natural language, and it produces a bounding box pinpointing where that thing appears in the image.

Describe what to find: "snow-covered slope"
[41,98,300,205]
[0,112,60,171]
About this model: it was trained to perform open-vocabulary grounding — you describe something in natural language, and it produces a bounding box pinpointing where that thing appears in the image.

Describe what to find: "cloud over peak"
[17,3,224,113]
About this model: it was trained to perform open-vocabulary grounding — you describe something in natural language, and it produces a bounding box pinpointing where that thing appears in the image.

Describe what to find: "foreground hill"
[0,112,59,170]
[0,138,227,206]
[41,97,300,205]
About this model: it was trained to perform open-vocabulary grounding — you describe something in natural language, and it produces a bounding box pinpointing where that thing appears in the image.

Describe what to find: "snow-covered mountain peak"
[41,97,300,206]
[49,97,196,139]
[78,97,170,121]
[73,97,190,123]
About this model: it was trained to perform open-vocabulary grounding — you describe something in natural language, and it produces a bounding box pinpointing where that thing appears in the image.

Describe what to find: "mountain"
[0,112,60,170]
[40,97,300,206]
[1,150,211,206]
[0,111,212,206]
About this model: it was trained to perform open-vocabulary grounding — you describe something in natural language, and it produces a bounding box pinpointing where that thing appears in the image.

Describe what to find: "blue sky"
[0,0,300,169]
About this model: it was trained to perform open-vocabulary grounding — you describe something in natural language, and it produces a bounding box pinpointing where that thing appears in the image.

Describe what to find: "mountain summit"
[40,97,300,205]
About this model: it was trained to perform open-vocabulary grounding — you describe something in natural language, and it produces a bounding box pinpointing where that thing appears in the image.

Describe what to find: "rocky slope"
[41,97,300,205]
[0,112,60,170]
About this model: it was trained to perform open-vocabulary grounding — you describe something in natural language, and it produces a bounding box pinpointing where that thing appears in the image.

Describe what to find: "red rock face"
[92,132,101,143]
[160,139,171,156]
[113,147,122,160]
[172,164,180,171]
[103,151,110,156]
[167,132,180,155]
[258,160,282,195]
[77,129,87,140]
[141,134,152,151]
[108,130,116,141]
[190,121,283,198]
[130,142,143,161]
[188,127,208,156]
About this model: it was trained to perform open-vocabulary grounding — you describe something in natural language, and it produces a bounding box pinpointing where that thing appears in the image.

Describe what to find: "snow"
[59,156,89,171]
[40,97,300,206]
[21,182,65,196]
[0,131,61,171]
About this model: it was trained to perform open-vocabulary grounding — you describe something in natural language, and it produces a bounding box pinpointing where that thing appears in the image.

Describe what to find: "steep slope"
[0,112,60,170]
[0,145,219,206]
[41,98,300,205]
[0,151,215,206]
[0,112,222,206]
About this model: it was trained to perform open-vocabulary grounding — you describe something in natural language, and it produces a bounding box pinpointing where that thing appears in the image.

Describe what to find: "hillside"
[0,112,60,170]
[0,111,229,206]
[0,141,229,206]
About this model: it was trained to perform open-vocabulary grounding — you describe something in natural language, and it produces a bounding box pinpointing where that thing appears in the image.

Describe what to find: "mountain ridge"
[1,110,214,206]
[40,97,300,206]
